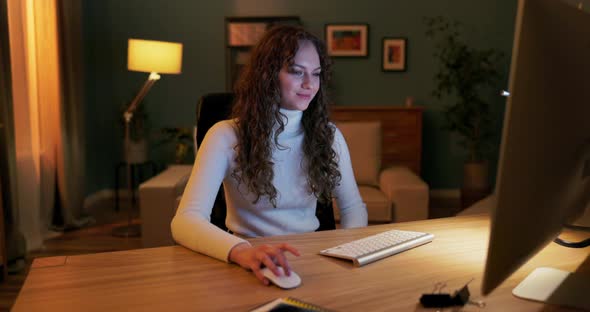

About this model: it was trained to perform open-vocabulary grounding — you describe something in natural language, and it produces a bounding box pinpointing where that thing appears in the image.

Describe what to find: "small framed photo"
[325,24,369,57]
[382,38,407,71]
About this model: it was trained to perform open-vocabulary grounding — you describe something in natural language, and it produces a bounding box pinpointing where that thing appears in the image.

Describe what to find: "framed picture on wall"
[325,24,369,57]
[382,37,407,71]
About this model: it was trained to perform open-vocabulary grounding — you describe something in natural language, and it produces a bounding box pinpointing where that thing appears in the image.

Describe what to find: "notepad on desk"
[250,297,331,312]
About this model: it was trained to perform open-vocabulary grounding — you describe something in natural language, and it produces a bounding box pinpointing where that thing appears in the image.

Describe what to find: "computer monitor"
[482,0,590,308]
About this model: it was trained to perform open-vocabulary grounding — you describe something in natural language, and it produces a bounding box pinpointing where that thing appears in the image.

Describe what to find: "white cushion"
[358,186,391,222]
[333,185,391,222]
[336,121,381,186]
[379,166,429,222]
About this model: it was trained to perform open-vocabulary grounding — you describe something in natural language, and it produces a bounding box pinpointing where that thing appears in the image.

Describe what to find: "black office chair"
[196,92,336,232]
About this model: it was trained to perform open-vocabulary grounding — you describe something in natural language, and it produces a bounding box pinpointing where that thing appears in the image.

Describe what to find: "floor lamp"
[112,38,183,237]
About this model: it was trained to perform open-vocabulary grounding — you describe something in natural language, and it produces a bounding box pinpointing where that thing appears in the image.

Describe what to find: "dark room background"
[82,0,520,196]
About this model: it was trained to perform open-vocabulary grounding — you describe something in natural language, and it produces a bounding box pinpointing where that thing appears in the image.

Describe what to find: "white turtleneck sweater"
[171,109,368,262]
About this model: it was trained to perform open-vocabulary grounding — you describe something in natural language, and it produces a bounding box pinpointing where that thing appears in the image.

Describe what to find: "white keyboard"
[319,229,434,266]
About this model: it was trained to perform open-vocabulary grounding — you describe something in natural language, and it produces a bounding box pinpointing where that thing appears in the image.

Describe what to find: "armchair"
[334,121,429,223]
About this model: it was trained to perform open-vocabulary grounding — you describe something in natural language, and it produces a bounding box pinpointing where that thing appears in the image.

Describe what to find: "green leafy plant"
[424,16,504,162]
[157,127,194,164]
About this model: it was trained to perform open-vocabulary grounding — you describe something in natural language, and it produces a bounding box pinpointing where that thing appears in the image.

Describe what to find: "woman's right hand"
[229,242,300,285]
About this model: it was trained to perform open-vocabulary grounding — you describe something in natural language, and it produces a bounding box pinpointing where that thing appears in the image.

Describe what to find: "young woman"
[171,25,367,285]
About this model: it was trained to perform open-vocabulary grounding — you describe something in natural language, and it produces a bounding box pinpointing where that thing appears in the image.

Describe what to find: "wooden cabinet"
[331,106,423,175]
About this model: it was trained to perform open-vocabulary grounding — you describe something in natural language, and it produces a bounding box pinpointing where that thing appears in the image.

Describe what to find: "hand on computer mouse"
[261,266,302,289]
[229,242,300,285]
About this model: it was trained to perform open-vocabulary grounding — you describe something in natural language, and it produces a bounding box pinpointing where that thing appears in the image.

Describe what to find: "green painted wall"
[82,0,518,195]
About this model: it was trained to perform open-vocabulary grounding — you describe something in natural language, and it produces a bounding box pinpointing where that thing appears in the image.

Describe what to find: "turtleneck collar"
[276,108,303,138]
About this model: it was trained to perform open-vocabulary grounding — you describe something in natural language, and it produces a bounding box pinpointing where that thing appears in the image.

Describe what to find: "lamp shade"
[127,39,183,74]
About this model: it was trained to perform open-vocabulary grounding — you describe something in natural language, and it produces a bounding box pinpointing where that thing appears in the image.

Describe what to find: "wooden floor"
[0,195,460,311]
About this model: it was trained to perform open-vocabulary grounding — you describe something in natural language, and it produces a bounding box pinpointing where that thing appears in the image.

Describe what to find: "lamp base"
[112,223,141,238]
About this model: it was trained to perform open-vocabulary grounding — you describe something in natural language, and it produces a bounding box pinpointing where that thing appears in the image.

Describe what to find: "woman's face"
[278,40,321,111]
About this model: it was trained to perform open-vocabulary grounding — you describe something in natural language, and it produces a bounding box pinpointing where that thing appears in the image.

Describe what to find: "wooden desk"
[12,215,589,311]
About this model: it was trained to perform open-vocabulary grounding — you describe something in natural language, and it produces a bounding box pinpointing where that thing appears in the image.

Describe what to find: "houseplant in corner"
[424,16,504,208]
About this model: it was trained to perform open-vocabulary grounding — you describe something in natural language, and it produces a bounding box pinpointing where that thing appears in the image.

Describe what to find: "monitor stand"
[515,202,590,310]
[513,267,590,310]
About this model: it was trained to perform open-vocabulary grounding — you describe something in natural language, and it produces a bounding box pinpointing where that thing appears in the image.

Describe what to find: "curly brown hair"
[231,25,340,207]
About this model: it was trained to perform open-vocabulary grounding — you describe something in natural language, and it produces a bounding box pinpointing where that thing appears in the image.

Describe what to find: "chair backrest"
[196,93,235,230]
[196,93,235,147]
[196,92,335,231]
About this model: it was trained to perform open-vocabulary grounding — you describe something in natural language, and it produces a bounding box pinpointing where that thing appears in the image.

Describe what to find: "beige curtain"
[7,0,88,251]
[56,0,87,228]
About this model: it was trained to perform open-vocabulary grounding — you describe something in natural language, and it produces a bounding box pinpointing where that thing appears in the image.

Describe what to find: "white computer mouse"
[261,266,301,289]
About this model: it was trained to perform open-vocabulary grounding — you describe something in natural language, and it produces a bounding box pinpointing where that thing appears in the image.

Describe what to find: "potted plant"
[424,16,505,206]
[157,127,195,164]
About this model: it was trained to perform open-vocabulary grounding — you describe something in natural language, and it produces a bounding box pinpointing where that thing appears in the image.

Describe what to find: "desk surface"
[12,215,589,311]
